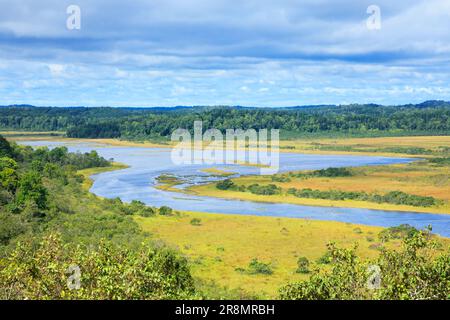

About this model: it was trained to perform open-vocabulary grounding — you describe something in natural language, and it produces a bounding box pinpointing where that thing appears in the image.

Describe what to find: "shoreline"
[5,132,444,158]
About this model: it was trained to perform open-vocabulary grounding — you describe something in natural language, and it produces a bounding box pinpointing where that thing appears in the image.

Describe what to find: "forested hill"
[0,101,449,139]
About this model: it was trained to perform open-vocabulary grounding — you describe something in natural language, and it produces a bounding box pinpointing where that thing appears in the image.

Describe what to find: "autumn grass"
[278,135,450,158]
[201,167,236,177]
[135,211,397,298]
[189,160,450,214]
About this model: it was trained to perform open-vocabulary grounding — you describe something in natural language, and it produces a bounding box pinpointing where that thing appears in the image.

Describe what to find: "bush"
[312,167,353,177]
[247,258,273,275]
[0,233,196,299]
[296,257,310,274]
[280,228,449,300]
[247,184,281,195]
[159,206,173,216]
[190,218,201,226]
[216,179,236,190]
[288,187,438,207]
[379,224,419,242]
[316,251,332,265]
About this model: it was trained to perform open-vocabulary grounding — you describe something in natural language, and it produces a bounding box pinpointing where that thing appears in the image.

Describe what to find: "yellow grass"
[201,167,236,176]
[135,212,395,298]
[189,159,450,214]
[278,135,450,157]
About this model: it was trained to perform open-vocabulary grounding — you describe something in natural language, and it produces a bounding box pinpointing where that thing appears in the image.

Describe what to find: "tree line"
[0,101,449,139]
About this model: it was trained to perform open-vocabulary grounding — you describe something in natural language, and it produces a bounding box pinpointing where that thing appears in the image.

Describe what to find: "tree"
[0,157,19,193]
[0,135,14,158]
[16,171,48,210]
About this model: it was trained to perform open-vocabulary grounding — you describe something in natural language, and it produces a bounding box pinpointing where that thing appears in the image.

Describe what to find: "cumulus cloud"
[0,0,449,106]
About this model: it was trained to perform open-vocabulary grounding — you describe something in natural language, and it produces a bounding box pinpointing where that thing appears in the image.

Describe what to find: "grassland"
[135,211,399,298]
[279,135,450,157]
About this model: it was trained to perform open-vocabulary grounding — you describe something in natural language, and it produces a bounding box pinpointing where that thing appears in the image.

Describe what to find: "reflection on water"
[19,140,450,237]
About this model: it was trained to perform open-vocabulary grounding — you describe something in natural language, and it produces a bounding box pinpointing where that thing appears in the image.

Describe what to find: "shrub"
[312,167,353,177]
[316,251,332,265]
[216,179,236,190]
[378,224,419,242]
[190,218,201,226]
[296,257,310,274]
[247,184,281,195]
[280,228,449,300]
[0,233,196,299]
[247,258,273,275]
[159,206,173,216]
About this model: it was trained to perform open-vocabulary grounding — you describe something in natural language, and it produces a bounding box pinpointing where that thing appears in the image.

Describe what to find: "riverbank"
[188,160,450,215]
[77,162,129,190]
[5,131,450,158]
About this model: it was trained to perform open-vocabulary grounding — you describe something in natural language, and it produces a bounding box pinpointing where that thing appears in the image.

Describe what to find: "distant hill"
[1,100,449,110]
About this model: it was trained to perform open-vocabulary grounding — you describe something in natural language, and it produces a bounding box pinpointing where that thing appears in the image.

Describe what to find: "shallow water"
[19,140,450,237]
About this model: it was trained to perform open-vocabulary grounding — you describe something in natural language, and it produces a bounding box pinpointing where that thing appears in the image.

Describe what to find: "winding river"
[20,140,450,237]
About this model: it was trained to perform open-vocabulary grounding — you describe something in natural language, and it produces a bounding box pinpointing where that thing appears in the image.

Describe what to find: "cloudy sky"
[0,0,449,107]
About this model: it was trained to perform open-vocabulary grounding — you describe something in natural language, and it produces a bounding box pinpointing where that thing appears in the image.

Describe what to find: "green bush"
[247,184,281,195]
[378,224,419,242]
[296,257,310,274]
[0,233,196,299]
[216,179,236,190]
[280,228,449,300]
[159,206,173,216]
[247,258,273,275]
[190,218,201,226]
[288,187,438,207]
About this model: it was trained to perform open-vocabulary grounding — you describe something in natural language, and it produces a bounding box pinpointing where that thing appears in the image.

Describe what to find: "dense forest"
[0,101,449,139]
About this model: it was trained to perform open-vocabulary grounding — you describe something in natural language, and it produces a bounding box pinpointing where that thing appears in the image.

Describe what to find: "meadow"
[135,211,396,297]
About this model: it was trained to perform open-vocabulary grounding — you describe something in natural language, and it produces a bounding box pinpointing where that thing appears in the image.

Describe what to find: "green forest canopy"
[0,101,449,139]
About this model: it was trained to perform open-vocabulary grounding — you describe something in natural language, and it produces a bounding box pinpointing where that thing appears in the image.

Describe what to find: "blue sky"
[0,0,449,107]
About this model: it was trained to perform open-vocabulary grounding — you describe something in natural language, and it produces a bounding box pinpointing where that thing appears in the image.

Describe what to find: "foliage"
[0,233,195,299]
[0,135,14,158]
[1,103,450,139]
[216,179,236,190]
[429,157,450,166]
[279,228,449,300]
[247,258,273,275]
[310,167,353,177]
[190,218,202,226]
[271,175,291,182]
[379,224,419,242]
[287,187,438,207]
[159,206,173,216]
[15,171,48,210]
[247,184,281,195]
[296,257,310,274]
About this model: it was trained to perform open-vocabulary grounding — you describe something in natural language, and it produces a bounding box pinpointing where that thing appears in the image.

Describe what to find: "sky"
[0,0,449,107]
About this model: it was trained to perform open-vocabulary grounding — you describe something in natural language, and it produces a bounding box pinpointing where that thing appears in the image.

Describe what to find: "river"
[19,140,450,237]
